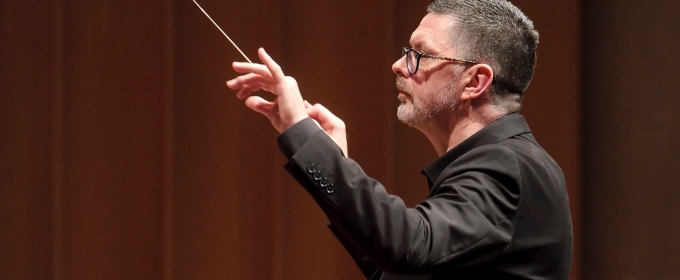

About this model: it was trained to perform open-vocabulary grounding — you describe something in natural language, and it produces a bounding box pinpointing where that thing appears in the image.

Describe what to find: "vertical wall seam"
[52,0,64,279]
[573,1,584,279]
[163,0,176,279]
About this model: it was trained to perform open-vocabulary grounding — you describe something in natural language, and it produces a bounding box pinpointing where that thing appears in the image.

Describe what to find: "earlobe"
[461,64,494,100]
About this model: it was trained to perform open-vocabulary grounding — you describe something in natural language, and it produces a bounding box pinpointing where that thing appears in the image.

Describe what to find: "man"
[226,0,573,279]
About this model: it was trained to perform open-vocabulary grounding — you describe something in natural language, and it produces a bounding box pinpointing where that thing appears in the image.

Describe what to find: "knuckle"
[285,76,298,85]
[272,64,283,73]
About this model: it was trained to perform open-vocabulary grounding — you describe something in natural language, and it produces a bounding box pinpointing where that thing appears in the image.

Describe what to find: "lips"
[395,77,411,96]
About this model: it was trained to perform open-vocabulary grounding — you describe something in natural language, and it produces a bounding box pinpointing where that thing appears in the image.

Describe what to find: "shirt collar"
[420,113,531,189]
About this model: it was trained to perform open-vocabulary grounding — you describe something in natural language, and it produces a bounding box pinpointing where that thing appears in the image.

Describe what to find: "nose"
[392,54,409,78]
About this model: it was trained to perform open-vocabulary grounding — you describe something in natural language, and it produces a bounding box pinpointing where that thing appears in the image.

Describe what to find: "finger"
[306,103,348,157]
[306,103,344,131]
[226,73,257,89]
[244,96,277,119]
[235,84,263,100]
[235,85,250,99]
[227,73,271,90]
[258,48,285,83]
[304,100,312,109]
[232,62,272,78]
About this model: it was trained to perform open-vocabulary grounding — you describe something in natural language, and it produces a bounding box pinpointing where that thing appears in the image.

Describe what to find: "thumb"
[306,103,344,131]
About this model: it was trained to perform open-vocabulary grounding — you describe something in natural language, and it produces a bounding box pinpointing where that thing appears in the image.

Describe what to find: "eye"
[417,49,434,57]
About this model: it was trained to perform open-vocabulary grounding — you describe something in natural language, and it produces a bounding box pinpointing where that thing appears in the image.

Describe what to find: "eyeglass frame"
[402,47,478,75]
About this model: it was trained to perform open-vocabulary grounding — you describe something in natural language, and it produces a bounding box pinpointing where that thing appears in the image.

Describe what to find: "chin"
[397,104,419,127]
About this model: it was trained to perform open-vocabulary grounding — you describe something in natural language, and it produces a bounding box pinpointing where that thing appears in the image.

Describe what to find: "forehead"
[410,13,456,51]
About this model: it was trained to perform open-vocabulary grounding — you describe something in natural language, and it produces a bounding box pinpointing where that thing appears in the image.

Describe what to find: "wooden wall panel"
[0,1,57,279]
[583,0,680,279]
[59,0,168,278]
[172,0,244,278]
[233,1,285,278]
[173,0,284,279]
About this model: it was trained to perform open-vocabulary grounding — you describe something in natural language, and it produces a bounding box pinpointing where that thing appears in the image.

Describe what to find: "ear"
[460,64,493,101]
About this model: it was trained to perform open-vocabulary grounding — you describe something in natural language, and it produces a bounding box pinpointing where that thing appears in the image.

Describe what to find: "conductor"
[226,0,573,279]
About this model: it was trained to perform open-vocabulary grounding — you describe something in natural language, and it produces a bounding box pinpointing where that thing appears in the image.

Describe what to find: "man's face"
[392,13,463,127]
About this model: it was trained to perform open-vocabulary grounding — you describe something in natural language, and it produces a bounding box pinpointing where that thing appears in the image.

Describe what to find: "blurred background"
[1,0,678,279]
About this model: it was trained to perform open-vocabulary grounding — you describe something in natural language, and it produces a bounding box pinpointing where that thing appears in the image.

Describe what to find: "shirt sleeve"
[278,122,521,275]
[277,117,320,159]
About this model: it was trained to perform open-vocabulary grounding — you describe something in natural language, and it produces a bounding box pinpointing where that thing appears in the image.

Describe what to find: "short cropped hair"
[427,0,539,113]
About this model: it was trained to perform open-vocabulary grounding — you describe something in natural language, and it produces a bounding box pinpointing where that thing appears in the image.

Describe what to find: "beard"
[396,76,460,127]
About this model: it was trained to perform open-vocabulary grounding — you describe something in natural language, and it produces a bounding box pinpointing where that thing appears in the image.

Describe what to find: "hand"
[305,101,348,157]
[226,48,307,133]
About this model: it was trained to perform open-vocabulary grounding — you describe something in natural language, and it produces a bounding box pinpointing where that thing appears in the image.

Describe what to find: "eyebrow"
[413,43,439,55]
[410,41,428,52]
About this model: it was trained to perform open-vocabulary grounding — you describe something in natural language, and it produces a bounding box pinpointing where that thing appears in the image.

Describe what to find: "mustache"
[396,77,410,95]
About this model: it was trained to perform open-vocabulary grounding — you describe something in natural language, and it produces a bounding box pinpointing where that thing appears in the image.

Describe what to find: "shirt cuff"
[276,118,321,159]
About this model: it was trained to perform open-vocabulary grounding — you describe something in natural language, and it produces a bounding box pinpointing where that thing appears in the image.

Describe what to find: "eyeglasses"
[402,47,478,75]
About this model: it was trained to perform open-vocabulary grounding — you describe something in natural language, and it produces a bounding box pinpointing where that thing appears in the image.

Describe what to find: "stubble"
[396,76,460,127]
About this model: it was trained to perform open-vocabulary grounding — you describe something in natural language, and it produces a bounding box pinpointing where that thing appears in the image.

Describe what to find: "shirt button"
[320,178,329,187]
[307,163,316,174]
[326,184,335,194]
[313,170,323,181]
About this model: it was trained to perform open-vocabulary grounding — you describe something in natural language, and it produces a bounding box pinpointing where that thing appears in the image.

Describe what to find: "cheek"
[410,69,458,103]
[413,85,436,103]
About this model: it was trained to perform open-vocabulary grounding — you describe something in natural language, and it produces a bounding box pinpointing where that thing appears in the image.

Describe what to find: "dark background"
[1,0,678,279]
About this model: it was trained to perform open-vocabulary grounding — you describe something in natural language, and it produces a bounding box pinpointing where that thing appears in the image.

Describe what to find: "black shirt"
[278,114,573,279]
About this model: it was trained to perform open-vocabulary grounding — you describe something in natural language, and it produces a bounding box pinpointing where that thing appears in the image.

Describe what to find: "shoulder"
[426,141,530,199]
[448,143,522,177]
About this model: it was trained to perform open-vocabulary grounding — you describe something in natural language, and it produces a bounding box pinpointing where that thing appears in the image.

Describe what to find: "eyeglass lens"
[405,49,419,75]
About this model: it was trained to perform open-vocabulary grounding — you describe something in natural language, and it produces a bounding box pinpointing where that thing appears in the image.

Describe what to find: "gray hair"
[427,0,539,113]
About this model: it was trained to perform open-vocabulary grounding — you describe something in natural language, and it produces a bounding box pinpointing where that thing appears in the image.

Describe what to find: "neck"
[418,107,503,156]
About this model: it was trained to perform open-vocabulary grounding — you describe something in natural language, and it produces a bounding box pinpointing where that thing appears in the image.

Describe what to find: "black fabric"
[277,114,573,279]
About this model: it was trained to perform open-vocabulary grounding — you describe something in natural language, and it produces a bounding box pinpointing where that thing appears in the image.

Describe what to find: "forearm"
[279,124,435,273]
